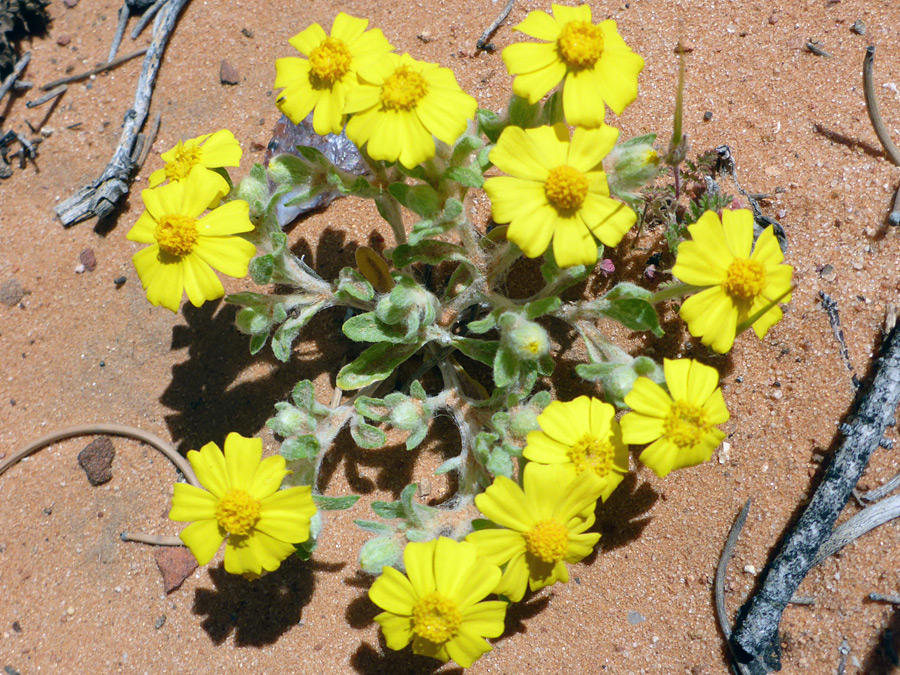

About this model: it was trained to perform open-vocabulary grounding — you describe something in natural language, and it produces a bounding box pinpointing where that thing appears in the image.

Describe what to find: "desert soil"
[2,0,900,673]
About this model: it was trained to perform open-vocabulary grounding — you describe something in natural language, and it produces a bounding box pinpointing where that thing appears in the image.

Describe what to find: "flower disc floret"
[466,463,604,602]
[308,36,353,84]
[524,519,569,563]
[274,13,394,135]
[672,209,793,353]
[164,144,203,182]
[168,432,317,577]
[545,165,589,211]
[621,359,730,478]
[380,64,428,110]
[126,168,257,312]
[344,53,477,169]
[557,20,604,68]
[502,4,644,127]
[368,538,506,667]
[411,592,462,643]
[215,489,261,535]
[523,395,628,501]
[484,124,635,268]
[155,214,199,257]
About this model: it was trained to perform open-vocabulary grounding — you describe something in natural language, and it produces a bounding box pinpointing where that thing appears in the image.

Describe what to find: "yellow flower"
[344,53,477,169]
[274,12,393,136]
[620,359,730,478]
[466,463,603,602]
[368,537,506,668]
[148,129,242,190]
[127,168,257,312]
[502,4,644,127]
[523,395,628,501]
[673,209,793,353]
[483,123,635,267]
[169,432,317,577]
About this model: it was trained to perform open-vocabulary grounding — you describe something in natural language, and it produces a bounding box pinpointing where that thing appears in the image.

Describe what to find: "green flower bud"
[269,403,308,436]
[389,400,422,431]
[235,306,270,335]
[505,317,550,361]
[267,154,313,185]
[509,407,539,438]
[359,536,403,575]
[233,173,269,219]
[607,134,660,202]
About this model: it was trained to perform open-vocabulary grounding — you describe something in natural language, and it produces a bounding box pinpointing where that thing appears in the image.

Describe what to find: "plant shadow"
[192,555,344,647]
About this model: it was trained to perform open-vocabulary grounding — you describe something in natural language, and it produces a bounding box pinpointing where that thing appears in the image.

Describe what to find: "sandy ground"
[2,0,900,673]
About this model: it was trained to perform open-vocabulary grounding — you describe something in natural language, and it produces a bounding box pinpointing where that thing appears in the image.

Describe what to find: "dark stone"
[219,60,239,85]
[0,278,24,306]
[155,547,198,593]
[79,248,97,271]
[77,437,115,485]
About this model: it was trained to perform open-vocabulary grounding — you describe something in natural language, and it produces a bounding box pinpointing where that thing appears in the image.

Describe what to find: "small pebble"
[79,248,97,272]
[56,34,72,46]
[851,19,866,35]
[77,437,115,486]
[627,610,646,625]
[4,667,22,675]
[113,276,127,286]
[155,547,198,593]
[819,263,836,282]
[240,28,253,38]
[11,621,21,633]
[703,111,713,121]
[0,278,25,306]
[718,441,731,464]
[66,606,75,616]
[62,0,78,6]
[768,11,780,24]
[417,30,432,43]
[744,564,757,574]
[154,615,166,629]
[220,60,240,85]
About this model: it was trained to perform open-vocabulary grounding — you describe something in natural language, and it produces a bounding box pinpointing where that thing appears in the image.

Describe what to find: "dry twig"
[863,46,900,167]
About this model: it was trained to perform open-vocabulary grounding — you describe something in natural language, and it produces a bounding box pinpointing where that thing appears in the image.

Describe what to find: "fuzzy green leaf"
[249,332,268,355]
[452,336,499,367]
[466,312,498,334]
[336,342,421,390]
[388,183,441,218]
[280,435,320,461]
[443,166,484,189]
[493,344,519,388]
[434,456,462,475]
[351,421,387,449]
[272,301,326,362]
[354,520,396,536]
[391,240,466,267]
[523,296,562,319]
[342,312,410,344]
[313,495,360,511]
[371,500,404,519]
[486,448,514,478]
[450,134,483,165]
[477,108,505,143]
[249,254,275,285]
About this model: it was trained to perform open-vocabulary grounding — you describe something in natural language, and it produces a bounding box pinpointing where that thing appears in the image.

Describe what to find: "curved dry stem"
[863,46,900,167]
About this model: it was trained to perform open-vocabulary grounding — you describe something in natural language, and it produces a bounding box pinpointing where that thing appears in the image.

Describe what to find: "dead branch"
[727,317,900,673]
[813,493,900,565]
[863,46,900,167]
[0,51,30,106]
[40,47,147,90]
[54,0,188,227]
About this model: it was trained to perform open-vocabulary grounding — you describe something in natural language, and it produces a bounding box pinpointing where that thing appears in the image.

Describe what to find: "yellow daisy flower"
[620,359,730,478]
[169,432,317,577]
[465,463,603,602]
[274,12,394,136]
[673,209,793,353]
[368,537,506,668]
[344,53,477,169]
[148,129,242,190]
[483,123,636,267]
[127,168,257,312]
[522,395,628,501]
[502,4,644,127]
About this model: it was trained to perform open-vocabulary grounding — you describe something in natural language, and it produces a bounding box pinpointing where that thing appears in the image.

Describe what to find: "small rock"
[11,621,21,633]
[155,547,198,593]
[56,34,72,46]
[718,441,731,464]
[219,60,240,85]
[627,610,646,625]
[79,248,97,272]
[744,564,757,574]
[417,30,432,43]
[674,39,694,53]
[250,141,265,152]
[5,667,22,675]
[768,11,780,24]
[819,263,836,282]
[113,276,127,286]
[851,19,866,35]
[62,0,78,6]
[703,111,713,121]
[77,437,115,486]
[154,615,166,629]
[599,258,616,275]
[240,28,253,38]
[0,278,25,306]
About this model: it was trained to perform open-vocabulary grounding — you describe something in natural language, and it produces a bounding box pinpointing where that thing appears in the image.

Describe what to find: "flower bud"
[359,536,403,575]
[389,400,422,431]
[235,306,270,335]
[504,317,550,361]
[607,134,660,202]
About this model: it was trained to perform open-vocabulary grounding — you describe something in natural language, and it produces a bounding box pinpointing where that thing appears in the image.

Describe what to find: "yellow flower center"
[215,488,261,535]
[567,433,615,477]
[164,144,203,182]
[308,37,353,86]
[557,20,605,69]
[723,258,767,301]
[155,214,199,257]
[544,165,589,211]
[523,519,569,564]
[380,65,429,111]
[663,400,711,449]
[411,592,462,644]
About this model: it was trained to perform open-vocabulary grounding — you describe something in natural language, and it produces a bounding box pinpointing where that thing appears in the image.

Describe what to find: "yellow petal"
[702,388,731,425]
[198,129,241,168]
[495,551,529,601]
[501,40,559,76]
[619,410,664,445]
[169,483,217,521]
[524,463,578,521]
[370,566,417,615]
[512,9,561,41]
[148,168,166,188]
[144,256,184,312]
[552,215,597,268]
[183,166,227,214]
[186,441,229,497]
[330,11,367,43]
[623,376,672,417]
[466,528,525,567]
[568,125,619,172]
[552,2,592,24]
[751,226,786,267]
[288,23,327,56]
[460,601,507,638]
[192,236,255,279]
[522,429,575,464]
[127,210,158,244]
[721,208,755,258]
[684,359,721,405]
[403,539,438,596]
[588,397,616,440]
[592,22,644,115]
[312,86,345,136]
[489,126,551,181]
[637,437,679,478]
[672,239,729,286]
[445,628,493,668]
[417,87,476,146]
[348,27,393,59]
[374,611,414,651]
[179,519,225,566]
[679,287,739,354]
[223,432,262,492]
[197,200,253,236]
[484,176,547,224]
[563,68,607,128]
[663,358,692,402]
[565,531,601,562]
[397,110,436,169]
[474,475,536,531]
[579,193,636,247]
[249,455,289,499]
[451,554,500,611]
[257,486,315,542]
[536,398,585,445]
[511,59,568,104]
[505,204,558,258]
[433,537,476,599]
[181,254,224,307]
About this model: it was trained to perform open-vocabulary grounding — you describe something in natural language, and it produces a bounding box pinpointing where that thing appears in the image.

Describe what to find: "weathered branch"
[863,46,900,167]
[814,493,900,565]
[55,0,189,227]
[728,317,900,673]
